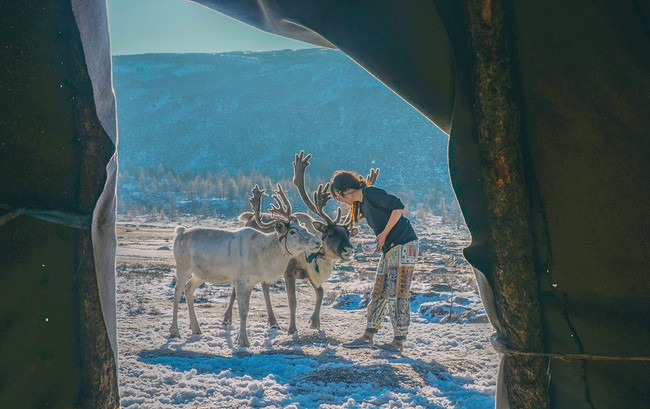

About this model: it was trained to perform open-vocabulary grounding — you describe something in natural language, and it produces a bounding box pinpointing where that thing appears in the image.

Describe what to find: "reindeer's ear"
[349,226,359,237]
[275,222,288,235]
[312,221,327,233]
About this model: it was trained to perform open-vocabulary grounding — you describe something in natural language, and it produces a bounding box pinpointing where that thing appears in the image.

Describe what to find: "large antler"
[366,168,380,186]
[340,208,355,230]
[293,151,341,225]
[292,151,319,214]
[314,182,342,225]
[249,185,276,229]
[269,183,294,222]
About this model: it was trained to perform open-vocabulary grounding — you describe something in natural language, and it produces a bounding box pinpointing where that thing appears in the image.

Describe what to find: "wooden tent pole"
[463,1,550,407]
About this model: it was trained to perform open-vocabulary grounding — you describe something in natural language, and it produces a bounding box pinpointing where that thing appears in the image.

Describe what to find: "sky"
[108,0,317,55]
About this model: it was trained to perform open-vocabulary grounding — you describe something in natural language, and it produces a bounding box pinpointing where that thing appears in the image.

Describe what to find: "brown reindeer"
[224,151,379,334]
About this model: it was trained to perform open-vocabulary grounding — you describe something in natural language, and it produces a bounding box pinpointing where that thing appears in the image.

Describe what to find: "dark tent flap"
[1,0,119,407]
[512,1,650,407]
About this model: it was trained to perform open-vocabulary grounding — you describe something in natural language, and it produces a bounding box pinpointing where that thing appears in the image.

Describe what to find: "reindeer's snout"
[339,245,354,261]
[309,237,323,251]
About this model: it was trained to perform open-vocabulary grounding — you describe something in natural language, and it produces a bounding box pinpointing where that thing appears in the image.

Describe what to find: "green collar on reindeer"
[305,251,323,273]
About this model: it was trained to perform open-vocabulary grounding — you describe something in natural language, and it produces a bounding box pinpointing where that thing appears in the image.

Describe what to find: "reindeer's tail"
[172,226,187,262]
[237,212,254,223]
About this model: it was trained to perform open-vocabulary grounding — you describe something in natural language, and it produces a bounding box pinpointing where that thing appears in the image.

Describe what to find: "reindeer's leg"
[309,282,324,330]
[262,281,279,329]
[285,272,298,335]
[185,275,204,334]
[223,287,236,326]
[235,281,253,347]
[169,269,187,338]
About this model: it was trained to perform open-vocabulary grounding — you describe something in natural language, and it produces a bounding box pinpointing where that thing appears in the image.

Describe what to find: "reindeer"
[169,184,322,347]
[225,151,379,334]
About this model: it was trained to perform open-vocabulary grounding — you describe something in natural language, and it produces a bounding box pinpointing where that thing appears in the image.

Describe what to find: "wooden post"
[463,1,550,407]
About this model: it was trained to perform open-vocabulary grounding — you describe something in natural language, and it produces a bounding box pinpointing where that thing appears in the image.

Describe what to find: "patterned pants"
[366,241,418,340]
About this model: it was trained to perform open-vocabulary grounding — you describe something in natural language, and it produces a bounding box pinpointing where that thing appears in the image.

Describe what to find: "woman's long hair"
[329,170,368,223]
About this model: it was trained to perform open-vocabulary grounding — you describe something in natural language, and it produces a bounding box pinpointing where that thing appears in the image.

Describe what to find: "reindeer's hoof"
[222,320,232,327]
[287,326,298,335]
[190,325,201,335]
[270,324,282,330]
[309,318,321,330]
[169,328,180,338]
[236,337,250,347]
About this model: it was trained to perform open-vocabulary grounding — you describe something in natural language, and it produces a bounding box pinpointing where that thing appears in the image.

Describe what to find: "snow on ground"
[116,216,499,408]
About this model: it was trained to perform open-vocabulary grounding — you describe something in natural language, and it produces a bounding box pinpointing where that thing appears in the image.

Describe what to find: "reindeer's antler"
[314,182,341,225]
[269,183,293,222]
[340,208,355,231]
[250,185,276,229]
[366,168,380,186]
[293,151,319,215]
[293,150,340,225]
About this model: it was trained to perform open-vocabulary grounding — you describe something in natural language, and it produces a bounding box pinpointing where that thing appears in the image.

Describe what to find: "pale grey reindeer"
[224,151,379,334]
[170,184,322,347]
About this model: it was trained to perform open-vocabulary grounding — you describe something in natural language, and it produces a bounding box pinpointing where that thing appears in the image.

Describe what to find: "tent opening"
[107,1,497,407]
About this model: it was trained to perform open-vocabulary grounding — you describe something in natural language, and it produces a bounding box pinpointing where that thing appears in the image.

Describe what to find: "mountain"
[112,49,451,206]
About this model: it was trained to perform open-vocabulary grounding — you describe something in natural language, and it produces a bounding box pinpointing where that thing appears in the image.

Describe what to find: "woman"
[330,170,419,353]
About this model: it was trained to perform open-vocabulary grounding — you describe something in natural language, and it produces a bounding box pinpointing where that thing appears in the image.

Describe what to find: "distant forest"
[113,50,455,227]
[117,164,463,226]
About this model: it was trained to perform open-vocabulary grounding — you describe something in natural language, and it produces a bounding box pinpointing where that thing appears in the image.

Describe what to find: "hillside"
[112,49,452,215]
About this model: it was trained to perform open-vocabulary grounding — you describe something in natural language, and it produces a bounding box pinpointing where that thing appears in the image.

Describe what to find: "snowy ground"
[116,216,499,408]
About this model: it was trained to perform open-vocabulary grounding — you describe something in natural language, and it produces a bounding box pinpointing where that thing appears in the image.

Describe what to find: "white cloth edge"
[70,0,119,362]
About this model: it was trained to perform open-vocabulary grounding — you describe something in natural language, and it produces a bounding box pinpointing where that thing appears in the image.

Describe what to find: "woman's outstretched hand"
[375,231,387,252]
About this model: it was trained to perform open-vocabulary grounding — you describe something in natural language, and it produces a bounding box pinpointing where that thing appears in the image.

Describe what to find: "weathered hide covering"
[0,0,118,407]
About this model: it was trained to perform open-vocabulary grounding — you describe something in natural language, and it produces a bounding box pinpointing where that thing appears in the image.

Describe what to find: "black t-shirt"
[360,186,418,253]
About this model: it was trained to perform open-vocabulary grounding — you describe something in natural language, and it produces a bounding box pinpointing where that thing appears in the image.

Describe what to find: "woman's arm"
[374,209,403,252]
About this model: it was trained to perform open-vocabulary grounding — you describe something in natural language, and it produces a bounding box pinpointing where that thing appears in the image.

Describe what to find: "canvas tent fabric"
[1,0,648,408]
[0,0,119,407]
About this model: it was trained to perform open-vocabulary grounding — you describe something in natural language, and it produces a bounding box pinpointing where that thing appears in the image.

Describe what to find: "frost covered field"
[116,216,499,408]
